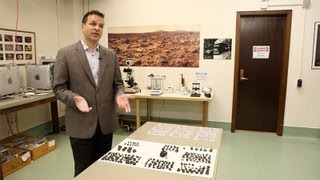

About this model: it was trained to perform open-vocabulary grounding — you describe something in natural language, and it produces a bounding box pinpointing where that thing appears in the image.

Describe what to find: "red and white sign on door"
[252,46,270,59]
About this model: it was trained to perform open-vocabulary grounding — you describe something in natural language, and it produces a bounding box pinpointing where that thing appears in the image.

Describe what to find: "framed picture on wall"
[203,38,232,60]
[312,22,320,69]
[108,25,200,67]
[0,28,36,65]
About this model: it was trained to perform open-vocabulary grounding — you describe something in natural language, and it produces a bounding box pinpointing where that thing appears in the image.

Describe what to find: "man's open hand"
[74,96,92,112]
[116,94,134,113]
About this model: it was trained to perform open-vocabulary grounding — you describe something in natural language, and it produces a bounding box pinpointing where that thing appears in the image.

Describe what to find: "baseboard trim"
[119,115,232,131]
[283,126,320,139]
[21,116,320,139]
[22,117,65,137]
[119,115,320,138]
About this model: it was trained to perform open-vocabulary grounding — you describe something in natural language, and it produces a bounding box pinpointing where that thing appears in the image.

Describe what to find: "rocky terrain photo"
[108,30,200,67]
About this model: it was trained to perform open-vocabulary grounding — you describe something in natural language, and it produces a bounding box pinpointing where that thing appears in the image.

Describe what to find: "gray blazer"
[53,41,124,138]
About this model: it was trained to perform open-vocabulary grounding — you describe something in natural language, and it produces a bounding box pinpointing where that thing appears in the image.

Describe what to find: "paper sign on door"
[252,46,270,59]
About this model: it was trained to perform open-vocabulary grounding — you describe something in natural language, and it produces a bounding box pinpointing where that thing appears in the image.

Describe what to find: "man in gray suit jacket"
[53,10,132,177]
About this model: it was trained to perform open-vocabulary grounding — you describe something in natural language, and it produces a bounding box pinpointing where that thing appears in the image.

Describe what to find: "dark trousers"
[69,123,113,177]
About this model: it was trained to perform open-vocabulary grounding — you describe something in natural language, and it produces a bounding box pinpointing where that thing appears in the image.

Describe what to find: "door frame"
[231,10,292,136]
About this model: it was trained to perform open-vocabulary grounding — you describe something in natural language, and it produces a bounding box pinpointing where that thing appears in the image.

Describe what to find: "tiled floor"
[3,125,320,180]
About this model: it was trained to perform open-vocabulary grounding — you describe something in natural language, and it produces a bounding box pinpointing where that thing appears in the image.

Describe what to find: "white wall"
[89,0,320,128]
[0,0,319,139]
[0,0,60,139]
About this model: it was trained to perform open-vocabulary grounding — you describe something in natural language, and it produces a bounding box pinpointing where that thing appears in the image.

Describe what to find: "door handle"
[240,69,248,81]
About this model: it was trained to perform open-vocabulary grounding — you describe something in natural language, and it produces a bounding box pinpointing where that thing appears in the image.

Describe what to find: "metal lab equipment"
[190,82,201,97]
[123,57,140,94]
[148,74,166,95]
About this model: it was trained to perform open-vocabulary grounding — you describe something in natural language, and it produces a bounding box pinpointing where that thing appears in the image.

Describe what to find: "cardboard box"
[26,139,55,160]
[1,135,56,160]
[1,148,31,176]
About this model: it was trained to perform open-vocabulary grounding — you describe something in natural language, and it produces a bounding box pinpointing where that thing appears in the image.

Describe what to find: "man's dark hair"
[82,10,105,24]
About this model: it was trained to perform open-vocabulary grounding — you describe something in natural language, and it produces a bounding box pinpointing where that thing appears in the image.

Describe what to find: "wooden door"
[232,10,292,135]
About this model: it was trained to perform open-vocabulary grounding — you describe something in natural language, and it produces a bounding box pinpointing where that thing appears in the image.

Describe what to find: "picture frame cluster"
[0,28,36,65]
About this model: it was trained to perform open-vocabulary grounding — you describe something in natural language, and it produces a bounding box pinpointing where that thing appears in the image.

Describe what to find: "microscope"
[123,57,140,94]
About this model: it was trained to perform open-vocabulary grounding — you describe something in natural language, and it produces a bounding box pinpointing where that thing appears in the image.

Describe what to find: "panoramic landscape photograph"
[108,25,200,67]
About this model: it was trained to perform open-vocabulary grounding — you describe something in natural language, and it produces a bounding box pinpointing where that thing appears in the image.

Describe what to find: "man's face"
[81,14,104,43]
